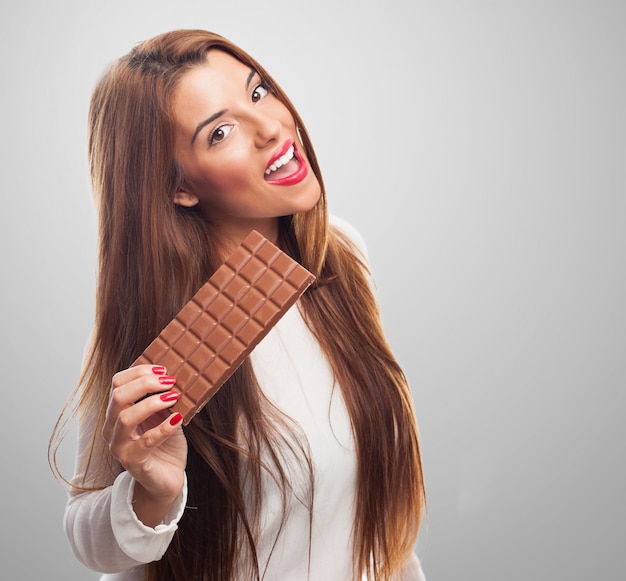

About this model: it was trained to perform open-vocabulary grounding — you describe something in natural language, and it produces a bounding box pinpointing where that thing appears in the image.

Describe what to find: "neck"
[210,217,280,258]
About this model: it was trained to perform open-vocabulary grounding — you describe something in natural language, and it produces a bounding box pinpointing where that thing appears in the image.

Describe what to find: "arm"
[65,471,187,573]
[64,365,188,573]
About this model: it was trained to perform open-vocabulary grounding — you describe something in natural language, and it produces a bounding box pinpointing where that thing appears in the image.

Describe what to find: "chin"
[297,184,322,213]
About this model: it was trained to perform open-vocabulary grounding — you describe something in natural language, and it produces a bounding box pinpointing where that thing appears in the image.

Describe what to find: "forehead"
[204,49,251,76]
[176,50,251,104]
[172,50,253,131]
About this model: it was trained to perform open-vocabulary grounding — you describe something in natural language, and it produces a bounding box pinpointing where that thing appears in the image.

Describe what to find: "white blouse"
[64,218,426,580]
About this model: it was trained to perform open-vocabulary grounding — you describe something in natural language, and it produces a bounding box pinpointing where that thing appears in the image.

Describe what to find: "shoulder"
[329,215,369,261]
[329,215,378,291]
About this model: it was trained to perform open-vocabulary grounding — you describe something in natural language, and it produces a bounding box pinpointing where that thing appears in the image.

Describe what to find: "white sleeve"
[64,405,187,573]
[65,469,187,573]
[110,471,187,563]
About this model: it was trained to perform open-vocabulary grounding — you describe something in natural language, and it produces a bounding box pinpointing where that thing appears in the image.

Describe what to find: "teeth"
[265,145,295,175]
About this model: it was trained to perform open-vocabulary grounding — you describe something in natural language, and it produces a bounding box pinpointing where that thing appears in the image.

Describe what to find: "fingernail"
[169,412,183,426]
[160,391,180,402]
[152,365,166,375]
[158,375,176,386]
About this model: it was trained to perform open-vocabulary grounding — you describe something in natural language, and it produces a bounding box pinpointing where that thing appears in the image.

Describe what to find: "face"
[172,50,322,244]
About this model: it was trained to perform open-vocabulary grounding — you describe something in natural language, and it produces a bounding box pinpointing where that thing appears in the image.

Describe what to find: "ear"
[173,189,199,208]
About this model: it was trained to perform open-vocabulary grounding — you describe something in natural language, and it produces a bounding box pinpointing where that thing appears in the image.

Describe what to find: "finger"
[110,372,176,411]
[103,369,176,442]
[104,373,175,439]
[115,411,185,473]
[108,390,181,449]
[140,411,185,453]
[111,364,168,393]
[122,390,182,436]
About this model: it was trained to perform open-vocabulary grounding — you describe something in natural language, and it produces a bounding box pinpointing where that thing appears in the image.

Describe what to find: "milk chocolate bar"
[133,230,315,424]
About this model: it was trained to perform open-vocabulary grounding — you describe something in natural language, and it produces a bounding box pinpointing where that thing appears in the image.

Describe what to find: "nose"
[251,109,281,148]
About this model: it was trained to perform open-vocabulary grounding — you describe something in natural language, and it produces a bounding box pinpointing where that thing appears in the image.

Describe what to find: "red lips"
[264,139,309,186]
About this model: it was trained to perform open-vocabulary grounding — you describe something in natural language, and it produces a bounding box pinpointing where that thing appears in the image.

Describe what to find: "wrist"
[132,479,183,528]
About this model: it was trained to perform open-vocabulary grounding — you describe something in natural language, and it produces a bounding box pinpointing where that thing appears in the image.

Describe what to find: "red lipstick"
[266,139,294,170]
[264,139,309,186]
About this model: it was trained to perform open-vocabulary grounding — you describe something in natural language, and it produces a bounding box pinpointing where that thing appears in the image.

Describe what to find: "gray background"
[1,0,624,579]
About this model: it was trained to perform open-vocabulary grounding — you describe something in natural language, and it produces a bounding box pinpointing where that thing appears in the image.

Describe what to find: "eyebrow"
[245,68,256,89]
[190,67,258,145]
[191,109,226,145]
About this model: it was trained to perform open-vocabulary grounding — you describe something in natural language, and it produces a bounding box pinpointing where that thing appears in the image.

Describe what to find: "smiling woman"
[49,29,426,581]
[172,50,321,244]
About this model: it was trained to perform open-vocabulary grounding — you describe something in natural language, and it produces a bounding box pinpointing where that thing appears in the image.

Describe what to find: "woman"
[50,29,426,580]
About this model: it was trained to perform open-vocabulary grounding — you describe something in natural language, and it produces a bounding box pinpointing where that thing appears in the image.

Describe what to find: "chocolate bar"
[133,230,315,424]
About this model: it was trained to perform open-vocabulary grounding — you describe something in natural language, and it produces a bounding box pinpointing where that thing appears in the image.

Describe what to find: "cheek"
[217,160,255,194]
[188,152,235,186]
[189,155,256,205]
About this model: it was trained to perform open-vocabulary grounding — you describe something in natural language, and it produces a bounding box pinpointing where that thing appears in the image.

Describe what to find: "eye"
[209,124,232,145]
[251,83,270,103]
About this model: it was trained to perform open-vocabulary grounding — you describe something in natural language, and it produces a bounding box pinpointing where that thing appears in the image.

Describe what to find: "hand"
[102,364,188,526]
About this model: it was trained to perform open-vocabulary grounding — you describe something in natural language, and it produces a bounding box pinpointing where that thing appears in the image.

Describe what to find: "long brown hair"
[49,29,425,580]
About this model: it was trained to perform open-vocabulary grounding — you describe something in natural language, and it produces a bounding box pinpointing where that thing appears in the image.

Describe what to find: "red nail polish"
[160,391,180,402]
[158,375,176,386]
[169,413,183,426]
[152,365,166,375]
